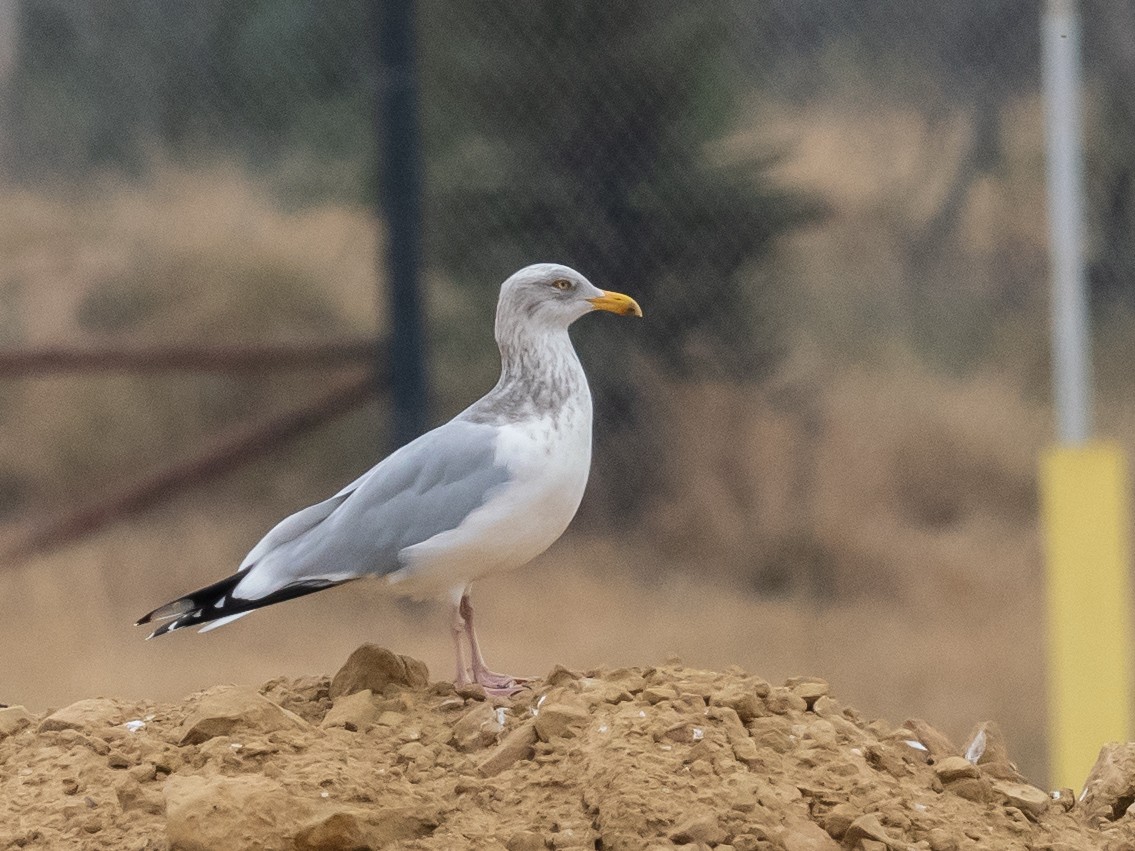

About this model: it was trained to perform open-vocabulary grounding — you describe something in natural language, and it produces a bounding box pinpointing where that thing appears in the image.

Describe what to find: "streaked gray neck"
[461,323,589,425]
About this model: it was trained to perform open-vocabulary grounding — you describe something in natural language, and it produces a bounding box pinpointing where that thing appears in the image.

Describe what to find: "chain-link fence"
[6,0,1135,558]
[7,0,1135,782]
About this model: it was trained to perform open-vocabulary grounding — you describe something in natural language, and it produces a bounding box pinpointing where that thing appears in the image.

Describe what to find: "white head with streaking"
[136,263,641,694]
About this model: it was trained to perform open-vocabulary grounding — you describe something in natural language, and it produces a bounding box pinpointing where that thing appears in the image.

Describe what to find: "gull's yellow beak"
[587,290,643,317]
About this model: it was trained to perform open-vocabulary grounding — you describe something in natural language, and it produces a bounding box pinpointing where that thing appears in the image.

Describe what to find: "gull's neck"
[461,322,590,426]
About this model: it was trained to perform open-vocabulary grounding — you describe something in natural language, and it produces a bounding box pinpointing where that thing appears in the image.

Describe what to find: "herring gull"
[136,263,642,691]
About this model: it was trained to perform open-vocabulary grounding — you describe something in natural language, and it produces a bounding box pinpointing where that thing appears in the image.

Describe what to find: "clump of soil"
[1,644,1132,850]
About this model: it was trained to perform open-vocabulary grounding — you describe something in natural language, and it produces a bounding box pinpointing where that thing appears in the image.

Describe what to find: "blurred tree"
[4,0,374,194]
[1085,5,1135,314]
[422,1,820,515]
[3,0,820,517]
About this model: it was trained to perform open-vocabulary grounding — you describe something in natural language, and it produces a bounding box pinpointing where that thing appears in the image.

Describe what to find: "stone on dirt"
[842,814,900,849]
[479,719,538,776]
[451,701,505,752]
[903,717,958,758]
[990,779,1050,820]
[164,774,314,850]
[0,705,34,738]
[821,803,859,840]
[293,806,439,850]
[534,703,589,741]
[38,697,123,733]
[786,676,829,709]
[710,685,768,722]
[932,755,980,783]
[319,689,378,731]
[178,684,309,745]
[7,645,1135,850]
[1081,741,1135,823]
[329,644,429,698]
[505,829,547,851]
[780,817,841,851]
[668,813,727,845]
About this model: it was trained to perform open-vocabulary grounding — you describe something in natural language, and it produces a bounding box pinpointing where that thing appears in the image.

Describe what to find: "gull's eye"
[551,278,572,291]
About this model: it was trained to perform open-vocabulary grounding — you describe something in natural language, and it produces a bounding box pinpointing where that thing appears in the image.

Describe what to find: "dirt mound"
[1,645,1132,850]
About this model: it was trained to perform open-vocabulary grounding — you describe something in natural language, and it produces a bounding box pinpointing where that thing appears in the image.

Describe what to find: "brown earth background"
[7,643,1135,850]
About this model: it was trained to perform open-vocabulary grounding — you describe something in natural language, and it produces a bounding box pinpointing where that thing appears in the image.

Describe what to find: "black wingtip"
[146,620,179,640]
[134,573,348,638]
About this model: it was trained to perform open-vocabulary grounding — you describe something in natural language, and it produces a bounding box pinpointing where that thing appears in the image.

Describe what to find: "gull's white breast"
[389,398,592,596]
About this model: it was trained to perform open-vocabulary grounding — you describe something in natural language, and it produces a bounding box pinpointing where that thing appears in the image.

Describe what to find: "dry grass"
[0,166,382,515]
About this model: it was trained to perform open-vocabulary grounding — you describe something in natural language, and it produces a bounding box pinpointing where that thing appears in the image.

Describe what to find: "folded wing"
[137,419,510,636]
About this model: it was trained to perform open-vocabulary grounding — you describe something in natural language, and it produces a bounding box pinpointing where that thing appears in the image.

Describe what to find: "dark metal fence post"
[377,0,428,447]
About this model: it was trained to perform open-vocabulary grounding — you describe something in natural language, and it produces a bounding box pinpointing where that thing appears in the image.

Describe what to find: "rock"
[711,686,767,722]
[506,829,548,851]
[163,774,313,850]
[319,689,378,731]
[731,735,761,765]
[292,811,369,851]
[748,717,793,753]
[962,720,1009,764]
[822,803,859,840]
[1051,788,1076,812]
[978,760,1026,781]
[455,683,488,701]
[534,703,589,741]
[451,702,505,752]
[786,677,829,709]
[129,762,157,783]
[781,818,841,851]
[329,645,429,699]
[605,668,648,693]
[669,814,726,845]
[811,695,840,717]
[641,685,679,704]
[38,698,122,733]
[549,821,598,848]
[578,680,633,706]
[990,779,1050,820]
[843,815,900,849]
[903,718,958,758]
[765,689,807,715]
[933,755,980,783]
[926,828,960,851]
[178,685,309,745]
[0,705,34,738]
[293,807,439,850]
[545,665,581,687]
[375,710,405,727]
[963,723,1027,781]
[396,741,429,763]
[1080,742,1135,823]
[479,720,539,776]
[115,778,164,815]
[943,776,995,803]
[866,744,909,779]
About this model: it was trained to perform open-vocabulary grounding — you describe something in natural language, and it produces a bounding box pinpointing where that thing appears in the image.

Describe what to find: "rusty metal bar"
[0,339,379,376]
[5,369,381,561]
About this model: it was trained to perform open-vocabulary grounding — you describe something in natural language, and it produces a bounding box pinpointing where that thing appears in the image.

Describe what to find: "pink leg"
[460,592,527,691]
[450,599,472,687]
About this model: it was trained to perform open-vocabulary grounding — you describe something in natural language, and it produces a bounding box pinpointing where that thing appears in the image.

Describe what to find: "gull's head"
[497,263,642,334]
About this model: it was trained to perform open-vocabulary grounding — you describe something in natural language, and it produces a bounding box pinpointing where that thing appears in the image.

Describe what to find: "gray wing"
[237,465,374,571]
[229,418,510,601]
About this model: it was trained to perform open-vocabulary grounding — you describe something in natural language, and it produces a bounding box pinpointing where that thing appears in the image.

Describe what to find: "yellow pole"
[1041,442,1132,788]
